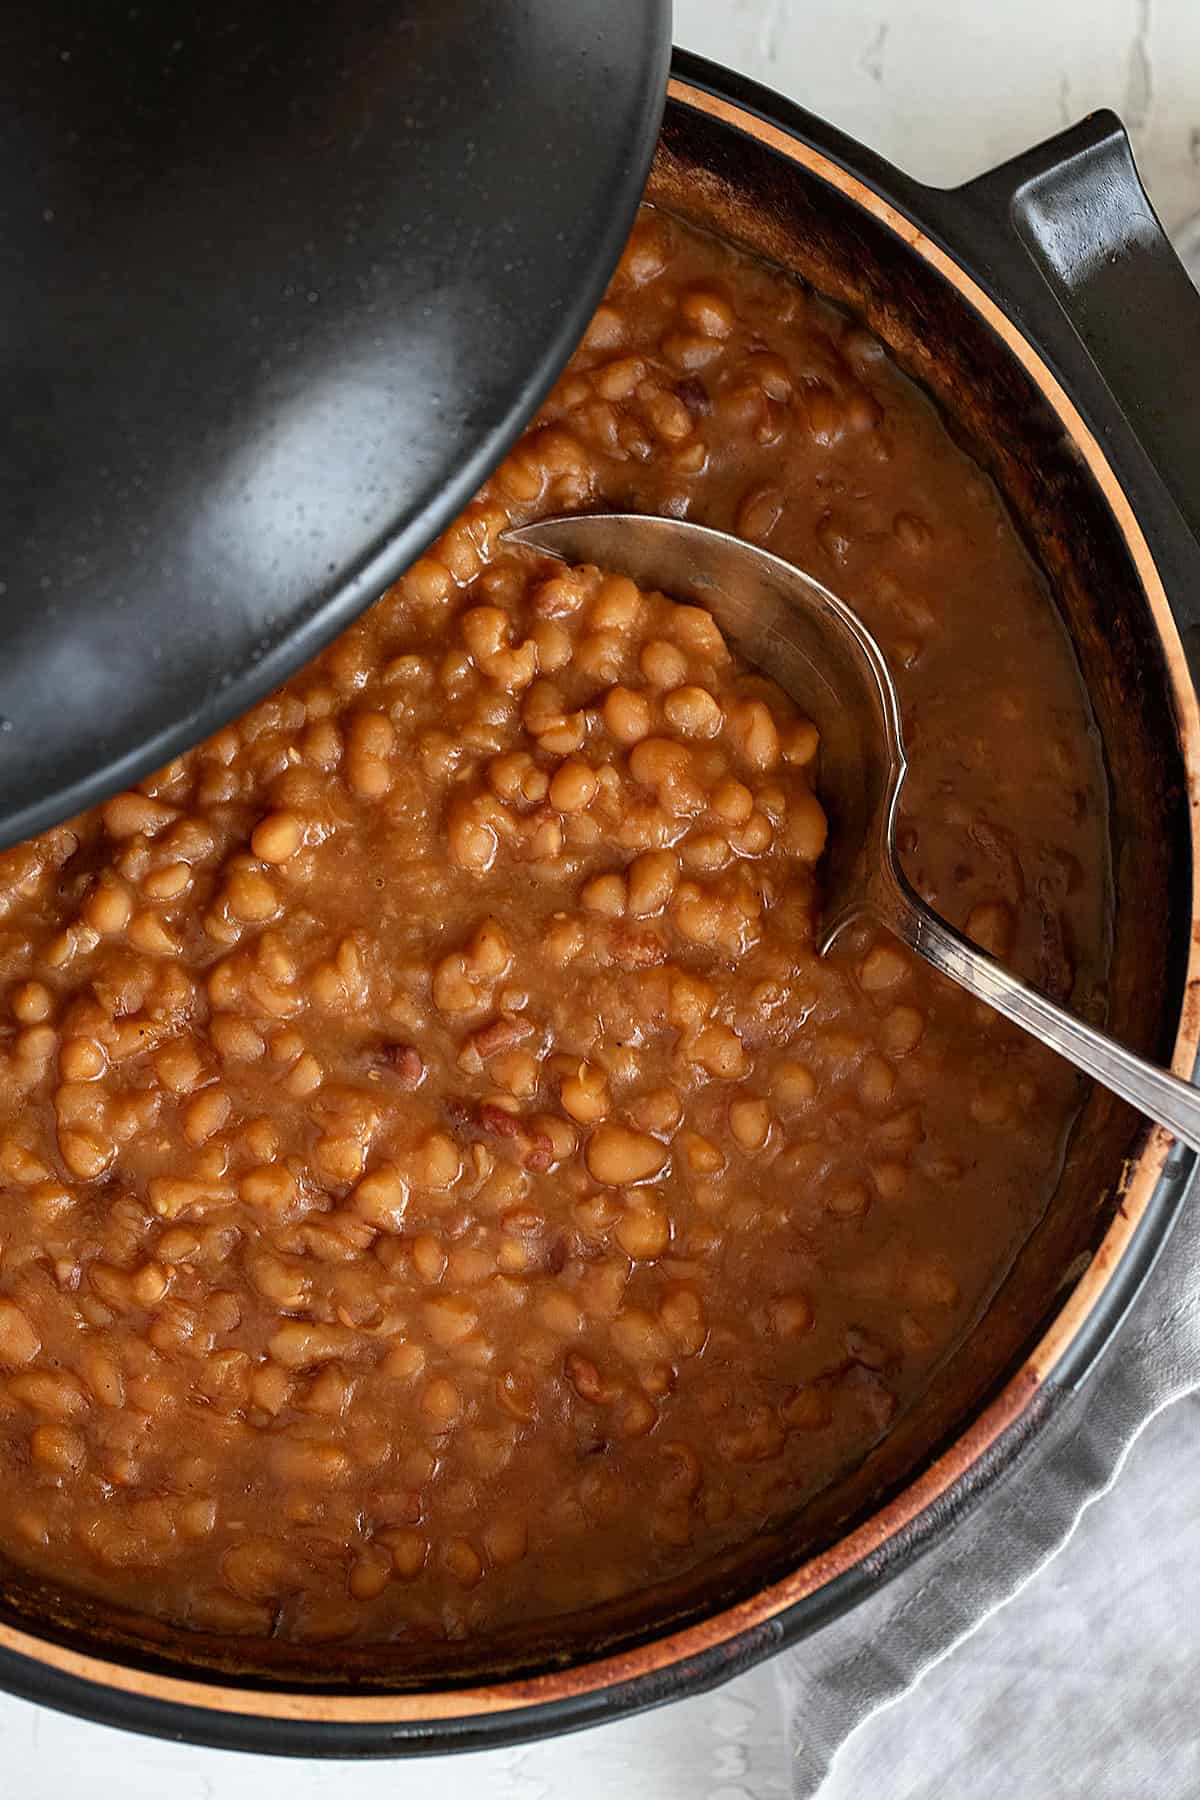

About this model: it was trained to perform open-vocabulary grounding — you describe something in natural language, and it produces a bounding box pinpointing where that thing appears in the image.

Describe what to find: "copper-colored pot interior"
[0,97,1191,1695]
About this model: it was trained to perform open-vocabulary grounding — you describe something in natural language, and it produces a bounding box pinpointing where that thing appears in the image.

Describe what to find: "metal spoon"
[507,511,1200,1152]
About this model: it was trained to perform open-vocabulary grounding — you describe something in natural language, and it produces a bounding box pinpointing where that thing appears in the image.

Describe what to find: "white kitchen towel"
[778,1174,1200,1798]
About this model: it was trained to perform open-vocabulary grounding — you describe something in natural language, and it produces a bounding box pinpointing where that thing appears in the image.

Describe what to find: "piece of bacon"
[445,1097,554,1172]
[456,1013,535,1074]
[377,1042,425,1088]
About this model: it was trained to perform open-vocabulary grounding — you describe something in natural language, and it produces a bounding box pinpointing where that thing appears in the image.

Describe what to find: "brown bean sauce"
[0,207,1109,1644]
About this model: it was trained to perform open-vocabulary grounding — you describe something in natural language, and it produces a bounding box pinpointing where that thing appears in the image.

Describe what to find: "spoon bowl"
[507,510,1200,1153]
[508,510,909,954]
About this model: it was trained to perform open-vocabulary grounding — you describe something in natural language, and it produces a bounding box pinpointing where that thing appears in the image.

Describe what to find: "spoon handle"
[890,895,1200,1154]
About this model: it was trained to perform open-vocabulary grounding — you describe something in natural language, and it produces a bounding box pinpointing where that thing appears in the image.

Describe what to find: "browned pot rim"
[2,77,1198,1731]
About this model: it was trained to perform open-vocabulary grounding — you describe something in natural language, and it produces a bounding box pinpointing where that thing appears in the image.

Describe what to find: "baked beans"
[0,206,1109,1645]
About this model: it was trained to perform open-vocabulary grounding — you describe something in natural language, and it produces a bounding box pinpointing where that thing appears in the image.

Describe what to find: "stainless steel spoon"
[507,511,1200,1152]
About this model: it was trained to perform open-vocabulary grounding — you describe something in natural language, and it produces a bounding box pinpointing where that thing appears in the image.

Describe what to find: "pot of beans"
[0,42,1198,1758]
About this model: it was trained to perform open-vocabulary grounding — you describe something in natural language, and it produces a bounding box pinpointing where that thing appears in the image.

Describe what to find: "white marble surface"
[680,0,1200,239]
[4,3,1199,1794]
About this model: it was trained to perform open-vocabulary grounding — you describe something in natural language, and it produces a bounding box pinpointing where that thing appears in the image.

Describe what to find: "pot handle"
[934,111,1200,589]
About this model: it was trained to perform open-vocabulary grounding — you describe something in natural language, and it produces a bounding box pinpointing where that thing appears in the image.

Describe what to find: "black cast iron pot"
[1,47,1199,1758]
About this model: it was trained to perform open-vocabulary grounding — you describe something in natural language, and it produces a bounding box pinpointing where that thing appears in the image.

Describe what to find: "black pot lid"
[0,1,671,848]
